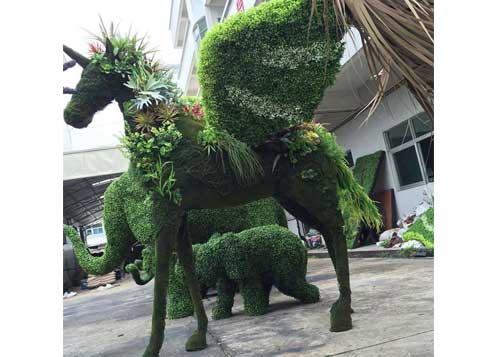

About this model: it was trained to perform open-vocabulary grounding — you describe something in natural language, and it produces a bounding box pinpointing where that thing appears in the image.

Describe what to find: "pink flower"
[88,42,104,55]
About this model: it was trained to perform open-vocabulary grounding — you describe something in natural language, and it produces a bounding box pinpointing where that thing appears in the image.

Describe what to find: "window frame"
[384,113,434,191]
[344,150,355,168]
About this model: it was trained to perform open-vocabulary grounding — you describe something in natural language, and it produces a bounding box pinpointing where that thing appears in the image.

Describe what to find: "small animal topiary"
[168,225,320,320]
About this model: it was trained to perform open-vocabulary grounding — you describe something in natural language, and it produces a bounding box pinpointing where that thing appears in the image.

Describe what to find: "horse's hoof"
[330,319,353,332]
[185,330,207,351]
[142,346,160,357]
[330,300,353,332]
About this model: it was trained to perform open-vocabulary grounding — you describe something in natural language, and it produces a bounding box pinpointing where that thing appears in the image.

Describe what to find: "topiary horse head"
[63,1,381,356]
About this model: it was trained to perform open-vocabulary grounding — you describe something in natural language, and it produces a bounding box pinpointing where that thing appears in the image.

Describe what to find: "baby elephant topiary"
[168,225,320,320]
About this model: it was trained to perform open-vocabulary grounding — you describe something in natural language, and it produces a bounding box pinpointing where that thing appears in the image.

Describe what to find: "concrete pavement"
[64,257,433,356]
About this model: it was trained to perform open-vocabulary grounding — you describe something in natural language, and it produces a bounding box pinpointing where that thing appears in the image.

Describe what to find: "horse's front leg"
[143,209,183,357]
[176,213,208,351]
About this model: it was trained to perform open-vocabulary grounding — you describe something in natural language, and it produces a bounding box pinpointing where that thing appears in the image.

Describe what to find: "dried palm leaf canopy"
[315,0,434,122]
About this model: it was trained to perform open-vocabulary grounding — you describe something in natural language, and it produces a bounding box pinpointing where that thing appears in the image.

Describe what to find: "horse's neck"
[115,93,135,129]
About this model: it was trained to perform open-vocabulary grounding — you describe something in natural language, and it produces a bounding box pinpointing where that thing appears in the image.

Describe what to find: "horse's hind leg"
[144,209,183,357]
[175,213,208,351]
[275,177,353,332]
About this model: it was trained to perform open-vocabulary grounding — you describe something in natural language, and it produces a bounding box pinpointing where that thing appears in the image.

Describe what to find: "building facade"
[169,0,434,229]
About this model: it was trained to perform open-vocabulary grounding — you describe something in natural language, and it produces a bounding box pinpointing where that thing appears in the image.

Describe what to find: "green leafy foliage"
[341,151,385,248]
[313,125,382,231]
[198,0,345,146]
[167,255,195,319]
[284,125,322,164]
[121,121,183,204]
[198,123,263,185]
[90,21,152,79]
[353,151,384,194]
[187,198,288,245]
[124,66,179,112]
[403,208,434,248]
[168,225,319,320]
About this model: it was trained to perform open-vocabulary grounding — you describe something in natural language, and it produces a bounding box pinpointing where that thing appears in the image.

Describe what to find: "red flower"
[88,42,104,55]
[191,104,203,119]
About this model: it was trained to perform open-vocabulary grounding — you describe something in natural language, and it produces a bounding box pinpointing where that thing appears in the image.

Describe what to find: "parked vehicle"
[85,223,107,256]
[305,229,324,249]
[63,232,82,292]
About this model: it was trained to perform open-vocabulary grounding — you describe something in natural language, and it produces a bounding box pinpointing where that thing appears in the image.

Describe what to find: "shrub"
[168,225,319,319]
[187,197,287,244]
[198,0,344,146]
[403,208,434,249]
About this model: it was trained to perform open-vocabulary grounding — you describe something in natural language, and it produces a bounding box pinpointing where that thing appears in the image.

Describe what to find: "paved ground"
[64,258,433,356]
[309,244,405,259]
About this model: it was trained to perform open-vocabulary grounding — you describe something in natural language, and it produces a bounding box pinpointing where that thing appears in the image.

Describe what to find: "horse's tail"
[316,127,382,231]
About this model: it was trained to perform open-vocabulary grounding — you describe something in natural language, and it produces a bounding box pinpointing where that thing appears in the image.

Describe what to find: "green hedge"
[168,225,319,319]
[198,0,344,146]
[353,151,384,194]
[187,197,287,244]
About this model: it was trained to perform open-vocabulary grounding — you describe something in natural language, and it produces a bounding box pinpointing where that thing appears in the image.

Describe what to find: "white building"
[169,0,433,230]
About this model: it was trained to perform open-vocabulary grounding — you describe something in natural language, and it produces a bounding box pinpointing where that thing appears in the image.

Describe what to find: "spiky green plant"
[134,112,155,133]
[155,103,179,124]
[124,67,179,111]
[314,125,382,230]
[198,124,263,186]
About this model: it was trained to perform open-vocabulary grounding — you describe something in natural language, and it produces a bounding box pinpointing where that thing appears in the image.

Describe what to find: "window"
[85,224,104,236]
[344,150,354,168]
[193,17,208,44]
[385,112,434,189]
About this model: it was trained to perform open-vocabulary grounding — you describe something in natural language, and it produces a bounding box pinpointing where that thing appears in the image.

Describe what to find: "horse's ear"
[63,45,90,68]
[105,38,114,60]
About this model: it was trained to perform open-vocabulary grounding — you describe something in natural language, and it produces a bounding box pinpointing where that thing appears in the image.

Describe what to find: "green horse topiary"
[63,1,381,355]
[168,225,319,320]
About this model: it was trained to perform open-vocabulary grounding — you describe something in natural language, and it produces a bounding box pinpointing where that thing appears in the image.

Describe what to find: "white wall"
[185,0,205,21]
[333,86,433,218]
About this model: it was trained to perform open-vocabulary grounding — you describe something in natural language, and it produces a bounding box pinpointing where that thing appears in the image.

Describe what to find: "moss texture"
[64,62,117,128]
[169,225,319,320]
[198,0,344,146]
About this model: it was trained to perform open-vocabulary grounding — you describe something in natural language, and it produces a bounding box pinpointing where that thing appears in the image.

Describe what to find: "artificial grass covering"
[168,225,319,319]
[352,151,385,194]
[403,207,434,248]
[198,0,344,146]
[343,150,385,248]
